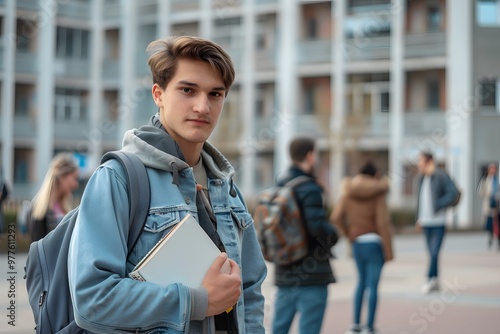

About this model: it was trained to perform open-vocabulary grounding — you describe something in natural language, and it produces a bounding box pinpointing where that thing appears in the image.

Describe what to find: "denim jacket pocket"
[130,210,181,265]
[230,208,253,248]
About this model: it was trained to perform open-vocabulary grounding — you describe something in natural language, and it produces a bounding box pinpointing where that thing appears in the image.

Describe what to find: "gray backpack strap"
[284,176,312,189]
[101,151,150,255]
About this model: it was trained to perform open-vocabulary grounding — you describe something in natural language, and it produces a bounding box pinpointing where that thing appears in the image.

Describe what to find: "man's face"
[152,59,226,151]
[417,155,428,174]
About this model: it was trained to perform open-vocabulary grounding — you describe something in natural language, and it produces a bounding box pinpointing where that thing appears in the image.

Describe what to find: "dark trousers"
[423,226,446,278]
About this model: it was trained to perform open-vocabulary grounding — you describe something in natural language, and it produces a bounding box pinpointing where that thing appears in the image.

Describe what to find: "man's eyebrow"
[177,80,226,92]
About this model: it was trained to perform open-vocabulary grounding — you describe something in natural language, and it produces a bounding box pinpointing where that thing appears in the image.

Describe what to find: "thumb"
[209,253,229,271]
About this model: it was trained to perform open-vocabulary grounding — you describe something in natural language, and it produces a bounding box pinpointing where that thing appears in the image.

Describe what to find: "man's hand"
[202,253,241,317]
[415,221,422,232]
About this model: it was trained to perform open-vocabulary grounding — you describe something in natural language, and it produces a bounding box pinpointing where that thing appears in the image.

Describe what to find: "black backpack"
[24,151,150,334]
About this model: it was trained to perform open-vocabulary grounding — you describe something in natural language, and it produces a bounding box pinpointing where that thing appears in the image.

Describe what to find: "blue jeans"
[352,241,385,331]
[272,285,328,334]
[423,226,446,278]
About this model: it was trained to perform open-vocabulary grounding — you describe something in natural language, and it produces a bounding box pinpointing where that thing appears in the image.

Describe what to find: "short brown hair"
[420,151,434,163]
[289,137,315,163]
[146,36,235,95]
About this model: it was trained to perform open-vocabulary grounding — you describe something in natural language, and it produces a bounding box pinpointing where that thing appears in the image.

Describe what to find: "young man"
[68,36,267,333]
[272,137,338,334]
[415,151,459,294]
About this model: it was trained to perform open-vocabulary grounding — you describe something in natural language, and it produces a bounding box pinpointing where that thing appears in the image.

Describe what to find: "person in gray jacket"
[415,151,459,294]
[68,36,267,333]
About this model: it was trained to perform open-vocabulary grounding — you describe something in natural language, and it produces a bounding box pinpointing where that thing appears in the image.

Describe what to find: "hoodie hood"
[341,174,390,200]
[121,114,235,181]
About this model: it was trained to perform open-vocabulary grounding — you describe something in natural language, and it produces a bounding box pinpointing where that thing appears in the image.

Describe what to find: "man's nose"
[193,94,210,114]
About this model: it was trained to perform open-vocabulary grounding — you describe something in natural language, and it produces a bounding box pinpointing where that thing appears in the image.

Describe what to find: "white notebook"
[129,214,230,288]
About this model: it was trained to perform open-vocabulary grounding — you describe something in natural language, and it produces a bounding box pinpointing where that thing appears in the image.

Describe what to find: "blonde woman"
[29,153,79,242]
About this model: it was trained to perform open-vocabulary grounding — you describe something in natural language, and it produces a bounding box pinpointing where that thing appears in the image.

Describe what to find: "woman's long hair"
[31,153,78,220]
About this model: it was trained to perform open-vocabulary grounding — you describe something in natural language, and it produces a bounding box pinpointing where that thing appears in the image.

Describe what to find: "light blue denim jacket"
[68,124,267,333]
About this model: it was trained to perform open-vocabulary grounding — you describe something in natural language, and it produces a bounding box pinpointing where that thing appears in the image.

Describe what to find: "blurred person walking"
[415,151,460,294]
[478,163,500,249]
[27,153,79,242]
[271,137,338,334]
[0,167,9,233]
[331,161,393,334]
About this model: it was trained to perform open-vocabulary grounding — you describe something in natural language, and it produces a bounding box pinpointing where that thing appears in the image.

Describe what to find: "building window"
[56,27,90,59]
[427,80,440,109]
[14,149,31,184]
[427,6,441,31]
[477,0,500,27]
[54,88,88,121]
[380,92,390,112]
[479,80,497,107]
[306,18,318,39]
[304,86,316,114]
[15,84,33,116]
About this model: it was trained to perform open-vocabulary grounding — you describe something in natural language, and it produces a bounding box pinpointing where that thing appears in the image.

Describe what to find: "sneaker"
[345,324,362,334]
[421,277,439,294]
[363,328,381,334]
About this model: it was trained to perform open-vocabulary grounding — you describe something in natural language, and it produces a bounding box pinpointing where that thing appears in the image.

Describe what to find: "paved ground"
[1,231,499,333]
[262,231,500,334]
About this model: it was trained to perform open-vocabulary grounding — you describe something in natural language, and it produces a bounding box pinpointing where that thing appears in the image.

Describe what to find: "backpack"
[24,151,150,334]
[252,176,311,265]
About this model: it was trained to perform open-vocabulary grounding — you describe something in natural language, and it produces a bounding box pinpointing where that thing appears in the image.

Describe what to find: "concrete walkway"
[263,231,500,334]
[1,231,499,333]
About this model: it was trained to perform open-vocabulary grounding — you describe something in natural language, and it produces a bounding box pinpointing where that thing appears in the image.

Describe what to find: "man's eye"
[211,92,222,97]
[182,88,192,93]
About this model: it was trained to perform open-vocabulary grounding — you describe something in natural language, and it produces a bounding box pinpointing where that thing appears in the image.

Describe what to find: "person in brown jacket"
[330,161,393,334]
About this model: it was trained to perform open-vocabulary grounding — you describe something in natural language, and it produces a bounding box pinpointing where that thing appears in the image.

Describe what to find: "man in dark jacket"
[416,151,459,294]
[272,137,338,334]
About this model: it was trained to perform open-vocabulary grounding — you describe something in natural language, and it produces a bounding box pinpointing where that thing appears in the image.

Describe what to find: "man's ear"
[152,84,163,107]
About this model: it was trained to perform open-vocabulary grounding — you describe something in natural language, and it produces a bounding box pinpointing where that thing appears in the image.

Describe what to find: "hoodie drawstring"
[170,161,180,186]
[229,177,236,198]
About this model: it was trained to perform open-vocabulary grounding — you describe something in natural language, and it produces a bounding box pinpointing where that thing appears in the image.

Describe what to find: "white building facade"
[1,0,500,228]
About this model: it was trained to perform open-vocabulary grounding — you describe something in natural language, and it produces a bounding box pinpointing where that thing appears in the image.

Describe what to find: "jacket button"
[184,197,191,204]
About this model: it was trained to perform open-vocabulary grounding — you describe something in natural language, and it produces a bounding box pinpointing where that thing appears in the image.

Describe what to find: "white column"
[330,0,347,201]
[118,0,137,146]
[389,0,406,208]
[1,0,16,185]
[200,0,213,39]
[88,0,104,173]
[35,0,57,187]
[275,0,299,177]
[239,0,256,197]
[157,0,171,38]
[447,0,474,228]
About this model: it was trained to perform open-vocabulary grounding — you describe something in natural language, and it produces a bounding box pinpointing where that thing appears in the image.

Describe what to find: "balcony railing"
[138,0,157,17]
[171,0,199,12]
[14,116,37,140]
[103,0,120,20]
[344,112,390,138]
[405,32,446,58]
[404,111,446,136]
[54,119,91,141]
[54,58,90,79]
[298,39,332,64]
[58,1,91,20]
[102,58,119,80]
[255,48,275,70]
[17,0,38,10]
[345,35,390,61]
[256,0,278,4]
[16,51,38,74]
